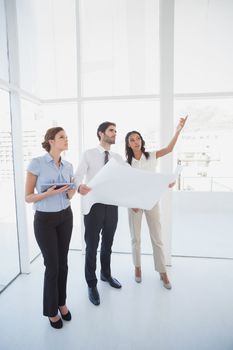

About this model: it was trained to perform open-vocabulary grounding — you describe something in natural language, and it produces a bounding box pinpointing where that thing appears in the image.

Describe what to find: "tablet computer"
[41,183,76,192]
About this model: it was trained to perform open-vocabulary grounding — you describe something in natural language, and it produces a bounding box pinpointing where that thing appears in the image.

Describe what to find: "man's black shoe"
[88,287,100,305]
[100,274,122,289]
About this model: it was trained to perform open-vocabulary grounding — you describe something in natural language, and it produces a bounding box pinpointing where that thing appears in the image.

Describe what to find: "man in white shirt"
[74,122,123,306]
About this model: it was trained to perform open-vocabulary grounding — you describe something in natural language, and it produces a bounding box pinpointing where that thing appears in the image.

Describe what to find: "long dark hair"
[125,131,150,165]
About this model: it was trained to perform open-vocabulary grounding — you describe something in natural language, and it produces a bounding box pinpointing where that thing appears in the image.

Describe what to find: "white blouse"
[131,152,157,172]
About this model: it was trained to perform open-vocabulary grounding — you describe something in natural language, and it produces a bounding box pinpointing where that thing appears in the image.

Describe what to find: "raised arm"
[155,115,188,159]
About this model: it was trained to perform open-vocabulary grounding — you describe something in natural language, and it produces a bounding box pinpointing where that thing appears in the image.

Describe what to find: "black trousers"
[84,203,118,287]
[34,206,73,317]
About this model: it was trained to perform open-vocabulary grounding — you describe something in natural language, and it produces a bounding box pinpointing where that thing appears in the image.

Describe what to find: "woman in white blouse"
[125,116,187,289]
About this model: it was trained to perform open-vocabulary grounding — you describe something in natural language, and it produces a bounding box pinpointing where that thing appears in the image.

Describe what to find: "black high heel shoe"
[59,307,72,321]
[49,317,63,329]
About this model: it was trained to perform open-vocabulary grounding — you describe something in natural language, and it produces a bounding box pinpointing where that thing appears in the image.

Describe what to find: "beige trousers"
[128,204,166,273]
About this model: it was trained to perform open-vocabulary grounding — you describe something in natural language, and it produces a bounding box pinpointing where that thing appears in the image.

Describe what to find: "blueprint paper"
[81,158,182,215]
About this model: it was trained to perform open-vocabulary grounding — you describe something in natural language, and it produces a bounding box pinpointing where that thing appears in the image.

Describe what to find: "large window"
[174,0,233,192]
[172,0,233,259]
[0,90,20,291]
[174,99,233,191]
[80,0,160,255]
[2,0,233,285]
[175,0,233,93]
[16,0,77,99]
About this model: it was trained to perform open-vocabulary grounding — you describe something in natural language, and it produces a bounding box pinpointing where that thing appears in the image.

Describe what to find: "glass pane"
[83,100,160,253]
[36,0,77,99]
[81,0,159,97]
[16,0,77,98]
[173,98,233,258]
[16,0,39,95]
[22,100,81,257]
[0,0,9,81]
[175,0,233,93]
[174,98,233,192]
[0,90,20,291]
[21,99,42,261]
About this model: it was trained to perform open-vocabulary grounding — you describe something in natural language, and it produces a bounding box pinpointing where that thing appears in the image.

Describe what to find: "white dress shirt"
[74,145,124,189]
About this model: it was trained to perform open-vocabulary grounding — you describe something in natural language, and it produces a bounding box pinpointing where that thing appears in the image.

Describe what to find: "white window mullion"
[159,0,175,266]
[75,0,85,254]
[5,0,30,273]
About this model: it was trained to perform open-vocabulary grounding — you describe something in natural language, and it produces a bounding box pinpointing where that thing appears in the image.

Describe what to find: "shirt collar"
[44,152,64,165]
[97,145,111,154]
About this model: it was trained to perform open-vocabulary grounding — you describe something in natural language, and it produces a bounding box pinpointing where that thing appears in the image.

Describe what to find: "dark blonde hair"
[42,127,64,152]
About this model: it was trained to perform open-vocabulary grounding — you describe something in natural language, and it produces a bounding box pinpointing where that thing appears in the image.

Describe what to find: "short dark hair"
[42,127,64,152]
[97,121,116,140]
